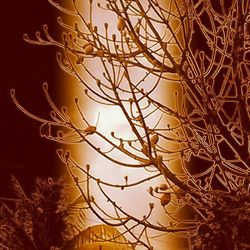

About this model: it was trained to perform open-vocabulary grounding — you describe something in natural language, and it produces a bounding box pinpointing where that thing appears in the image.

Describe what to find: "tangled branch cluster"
[0,176,86,250]
[11,0,250,249]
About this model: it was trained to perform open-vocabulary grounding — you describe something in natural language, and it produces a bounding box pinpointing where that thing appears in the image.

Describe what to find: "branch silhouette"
[10,0,250,249]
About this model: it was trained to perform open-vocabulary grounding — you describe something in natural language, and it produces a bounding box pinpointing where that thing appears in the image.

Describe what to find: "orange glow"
[59,1,187,249]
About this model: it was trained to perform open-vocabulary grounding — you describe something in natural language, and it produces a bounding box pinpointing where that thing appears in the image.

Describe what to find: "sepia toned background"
[0,2,187,249]
[0,0,62,194]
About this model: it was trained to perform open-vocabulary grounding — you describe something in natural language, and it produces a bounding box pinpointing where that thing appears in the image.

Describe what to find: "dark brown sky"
[0,0,64,194]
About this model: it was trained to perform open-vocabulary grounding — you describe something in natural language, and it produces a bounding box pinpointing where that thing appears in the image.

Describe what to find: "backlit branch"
[12,0,250,249]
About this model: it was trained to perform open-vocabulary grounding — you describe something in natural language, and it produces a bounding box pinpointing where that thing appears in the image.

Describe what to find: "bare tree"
[11,0,250,249]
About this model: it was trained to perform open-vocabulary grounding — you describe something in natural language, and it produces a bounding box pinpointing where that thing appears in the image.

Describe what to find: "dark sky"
[0,0,64,194]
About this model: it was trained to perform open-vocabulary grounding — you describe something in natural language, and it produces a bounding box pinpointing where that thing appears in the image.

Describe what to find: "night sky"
[0,0,64,194]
